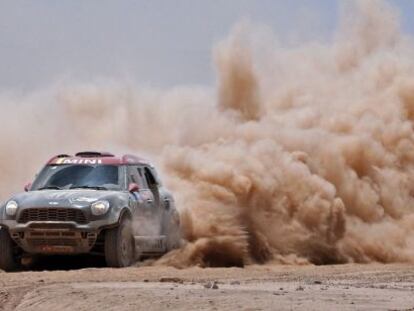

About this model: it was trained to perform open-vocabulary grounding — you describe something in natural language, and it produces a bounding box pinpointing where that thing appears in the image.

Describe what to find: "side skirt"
[134,235,166,258]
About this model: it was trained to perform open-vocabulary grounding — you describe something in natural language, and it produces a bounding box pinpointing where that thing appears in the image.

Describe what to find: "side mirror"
[128,183,139,193]
[24,182,32,192]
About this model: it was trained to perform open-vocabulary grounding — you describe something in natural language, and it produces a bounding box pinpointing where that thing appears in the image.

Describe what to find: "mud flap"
[134,235,166,255]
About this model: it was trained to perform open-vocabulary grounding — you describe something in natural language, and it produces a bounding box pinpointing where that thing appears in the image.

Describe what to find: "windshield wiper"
[38,186,62,190]
[70,185,108,190]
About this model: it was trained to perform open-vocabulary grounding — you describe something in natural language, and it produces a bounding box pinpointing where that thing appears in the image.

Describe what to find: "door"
[127,166,160,236]
[127,166,144,220]
[132,167,165,253]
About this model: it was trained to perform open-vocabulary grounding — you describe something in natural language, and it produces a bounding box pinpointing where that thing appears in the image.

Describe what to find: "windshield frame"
[30,164,127,191]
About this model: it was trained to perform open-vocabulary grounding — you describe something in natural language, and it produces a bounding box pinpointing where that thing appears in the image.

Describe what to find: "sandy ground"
[1,261,414,311]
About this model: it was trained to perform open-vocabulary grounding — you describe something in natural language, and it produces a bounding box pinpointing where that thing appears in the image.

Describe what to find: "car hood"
[9,190,128,208]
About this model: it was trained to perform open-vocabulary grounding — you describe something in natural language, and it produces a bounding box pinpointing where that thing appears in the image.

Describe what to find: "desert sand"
[1,262,414,310]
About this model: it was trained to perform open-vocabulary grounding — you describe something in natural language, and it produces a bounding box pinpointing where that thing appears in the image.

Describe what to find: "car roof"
[47,151,151,166]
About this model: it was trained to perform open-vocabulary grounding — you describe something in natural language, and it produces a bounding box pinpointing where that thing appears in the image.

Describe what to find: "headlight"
[91,200,110,216]
[5,200,18,216]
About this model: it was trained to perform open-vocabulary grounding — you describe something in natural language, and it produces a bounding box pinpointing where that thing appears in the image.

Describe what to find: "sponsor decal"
[140,190,153,201]
[134,236,165,252]
[55,158,102,165]
[46,192,72,200]
[72,197,98,203]
[40,245,75,253]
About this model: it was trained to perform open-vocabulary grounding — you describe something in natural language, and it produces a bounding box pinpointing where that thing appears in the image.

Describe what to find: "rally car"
[0,151,181,271]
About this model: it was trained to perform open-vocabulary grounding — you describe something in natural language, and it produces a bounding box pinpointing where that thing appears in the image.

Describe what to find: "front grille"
[29,231,76,237]
[18,208,88,224]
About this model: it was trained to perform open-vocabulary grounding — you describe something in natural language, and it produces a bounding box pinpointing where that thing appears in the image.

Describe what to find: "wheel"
[0,228,21,272]
[104,217,134,267]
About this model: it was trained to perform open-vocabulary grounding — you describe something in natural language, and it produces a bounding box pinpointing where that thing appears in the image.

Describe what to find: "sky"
[0,0,413,91]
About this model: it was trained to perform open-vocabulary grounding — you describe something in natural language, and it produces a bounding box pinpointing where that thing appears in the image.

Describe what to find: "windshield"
[31,165,124,191]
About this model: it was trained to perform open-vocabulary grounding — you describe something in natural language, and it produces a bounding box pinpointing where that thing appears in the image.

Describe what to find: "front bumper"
[1,213,120,254]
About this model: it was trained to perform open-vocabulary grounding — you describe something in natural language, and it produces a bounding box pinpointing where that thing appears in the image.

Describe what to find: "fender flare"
[118,207,132,223]
[100,207,132,231]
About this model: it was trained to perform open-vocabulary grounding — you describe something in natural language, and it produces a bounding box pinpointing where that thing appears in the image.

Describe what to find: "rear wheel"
[0,228,21,272]
[104,217,134,267]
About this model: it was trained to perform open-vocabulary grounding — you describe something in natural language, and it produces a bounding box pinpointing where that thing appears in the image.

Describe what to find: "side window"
[128,166,144,188]
[149,167,162,186]
[137,167,149,188]
[144,167,157,187]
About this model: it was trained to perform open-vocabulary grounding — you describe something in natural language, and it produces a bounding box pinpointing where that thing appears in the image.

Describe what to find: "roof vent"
[75,151,115,158]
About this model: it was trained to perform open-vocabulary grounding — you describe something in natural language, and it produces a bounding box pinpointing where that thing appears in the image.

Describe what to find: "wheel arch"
[119,207,132,222]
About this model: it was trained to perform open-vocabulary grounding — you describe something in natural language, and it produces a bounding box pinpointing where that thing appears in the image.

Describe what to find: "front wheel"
[104,217,134,267]
[0,228,21,272]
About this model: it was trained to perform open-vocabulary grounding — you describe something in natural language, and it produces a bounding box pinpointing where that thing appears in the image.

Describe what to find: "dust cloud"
[2,0,414,266]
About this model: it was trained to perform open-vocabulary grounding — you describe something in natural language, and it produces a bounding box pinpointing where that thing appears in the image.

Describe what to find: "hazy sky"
[0,0,413,91]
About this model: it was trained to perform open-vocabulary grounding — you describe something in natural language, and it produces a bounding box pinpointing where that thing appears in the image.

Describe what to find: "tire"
[0,228,20,272]
[104,217,134,267]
